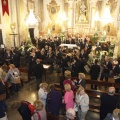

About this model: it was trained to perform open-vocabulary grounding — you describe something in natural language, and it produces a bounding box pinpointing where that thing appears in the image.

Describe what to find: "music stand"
[43,64,51,81]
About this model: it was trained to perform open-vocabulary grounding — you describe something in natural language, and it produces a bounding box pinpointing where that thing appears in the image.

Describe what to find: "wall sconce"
[100,4,113,24]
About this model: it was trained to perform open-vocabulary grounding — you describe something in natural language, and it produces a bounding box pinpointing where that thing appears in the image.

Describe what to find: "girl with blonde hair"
[63,83,74,110]
[38,83,48,107]
[33,100,47,120]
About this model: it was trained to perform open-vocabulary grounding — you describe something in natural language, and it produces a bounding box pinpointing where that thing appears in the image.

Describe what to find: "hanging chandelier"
[25,9,40,28]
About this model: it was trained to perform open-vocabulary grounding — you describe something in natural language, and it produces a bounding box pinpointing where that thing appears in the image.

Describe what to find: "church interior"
[0,0,120,120]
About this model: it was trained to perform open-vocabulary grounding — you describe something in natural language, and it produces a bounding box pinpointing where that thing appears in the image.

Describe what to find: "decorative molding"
[47,0,60,21]
[103,23,117,36]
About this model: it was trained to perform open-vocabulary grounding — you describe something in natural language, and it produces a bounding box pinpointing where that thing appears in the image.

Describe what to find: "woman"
[33,100,47,120]
[4,49,13,65]
[73,73,86,89]
[63,83,74,110]
[75,85,89,120]
[104,108,120,120]
[63,70,75,92]
[46,84,62,115]
[5,64,20,93]
[38,83,48,107]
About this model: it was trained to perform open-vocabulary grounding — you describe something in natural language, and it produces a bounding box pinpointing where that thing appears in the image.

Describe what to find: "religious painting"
[75,0,90,24]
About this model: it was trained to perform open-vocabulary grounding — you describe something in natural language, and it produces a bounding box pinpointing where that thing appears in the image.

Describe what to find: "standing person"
[63,70,75,92]
[46,84,62,115]
[100,87,118,120]
[33,100,47,120]
[75,85,89,120]
[63,83,74,110]
[33,59,44,90]
[71,57,79,78]
[38,83,48,107]
[100,57,112,82]
[4,49,13,65]
[5,64,20,94]
[0,100,8,120]
[90,59,100,89]
[12,101,32,120]
[73,73,86,89]
[13,49,21,68]
[113,60,120,92]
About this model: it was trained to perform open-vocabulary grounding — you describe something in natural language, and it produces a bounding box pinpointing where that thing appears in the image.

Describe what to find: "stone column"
[67,0,75,34]
[39,0,44,35]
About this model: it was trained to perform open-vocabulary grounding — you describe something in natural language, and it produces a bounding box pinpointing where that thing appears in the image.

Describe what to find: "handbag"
[74,103,78,112]
[14,76,21,84]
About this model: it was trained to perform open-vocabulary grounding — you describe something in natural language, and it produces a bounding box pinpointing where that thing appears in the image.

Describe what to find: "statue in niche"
[79,1,87,22]
[75,0,89,24]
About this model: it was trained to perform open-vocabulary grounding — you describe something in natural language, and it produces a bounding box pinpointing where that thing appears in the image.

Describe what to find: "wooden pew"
[54,83,120,113]
[85,79,114,88]
[113,83,120,89]
[47,113,67,120]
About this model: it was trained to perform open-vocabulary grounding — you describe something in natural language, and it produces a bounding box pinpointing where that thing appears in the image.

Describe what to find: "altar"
[59,44,77,49]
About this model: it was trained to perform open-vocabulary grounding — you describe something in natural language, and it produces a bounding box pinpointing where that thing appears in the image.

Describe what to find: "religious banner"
[1,0,9,15]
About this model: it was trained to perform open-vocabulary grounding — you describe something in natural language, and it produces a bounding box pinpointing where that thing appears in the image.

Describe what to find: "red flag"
[1,0,9,15]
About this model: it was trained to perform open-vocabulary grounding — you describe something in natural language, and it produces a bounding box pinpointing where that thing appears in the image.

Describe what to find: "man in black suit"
[90,59,100,89]
[100,57,112,81]
[33,59,44,90]
[100,87,118,120]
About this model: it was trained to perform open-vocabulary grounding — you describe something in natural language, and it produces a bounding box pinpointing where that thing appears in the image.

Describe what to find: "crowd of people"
[0,35,120,120]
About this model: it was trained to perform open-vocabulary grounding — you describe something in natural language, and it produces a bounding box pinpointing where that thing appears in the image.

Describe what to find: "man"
[100,57,112,81]
[113,60,120,92]
[90,59,100,89]
[100,87,118,120]
[33,59,44,90]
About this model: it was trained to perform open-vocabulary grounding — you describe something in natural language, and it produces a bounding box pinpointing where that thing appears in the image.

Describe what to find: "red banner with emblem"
[1,0,9,15]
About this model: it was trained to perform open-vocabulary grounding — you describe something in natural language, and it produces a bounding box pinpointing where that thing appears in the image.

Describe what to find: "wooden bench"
[54,83,120,113]
[85,79,114,88]
[47,113,67,120]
